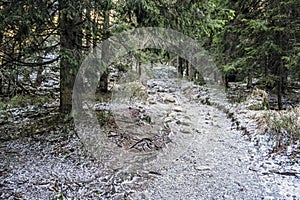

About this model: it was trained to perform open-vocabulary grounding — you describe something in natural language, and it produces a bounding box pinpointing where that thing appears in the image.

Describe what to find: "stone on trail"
[176,119,190,126]
[194,165,211,171]
[180,127,191,134]
[164,117,173,123]
[173,106,183,112]
[148,98,156,104]
[147,89,156,95]
[163,95,176,103]
[168,88,176,93]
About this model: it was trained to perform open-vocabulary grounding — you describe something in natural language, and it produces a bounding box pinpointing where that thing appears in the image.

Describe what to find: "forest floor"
[0,65,299,199]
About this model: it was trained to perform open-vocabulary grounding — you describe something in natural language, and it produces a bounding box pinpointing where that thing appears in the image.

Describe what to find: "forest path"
[124,66,299,199]
[0,66,299,199]
[128,78,266,199]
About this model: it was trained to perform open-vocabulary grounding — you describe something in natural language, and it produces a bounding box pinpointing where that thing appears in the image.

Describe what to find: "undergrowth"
[0,94,52,110]
[263,105,300,151]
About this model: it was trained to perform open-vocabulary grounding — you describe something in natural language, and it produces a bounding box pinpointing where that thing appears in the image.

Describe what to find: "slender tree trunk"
[189,62,196,81]
[224,74,229,88]
[35,66,43,87]
[282,68,288,94]
[85,4,92,49]
[277,61,283,110]
[0,32,2,95]
[277,32,286,110]
[59,0,82,114]
[264,57,268,88]
[137,61,141,76]
[0,72,2,95]
[247,69,253,89]
[34,53,44,87]
[98,9,110,93]
[92,8,98,48]
[185,60,189,77]
[177,56,184,78]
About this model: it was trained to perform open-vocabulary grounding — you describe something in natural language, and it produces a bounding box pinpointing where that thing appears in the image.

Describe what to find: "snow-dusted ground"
[131,76,299,200]
[1,65,299,199]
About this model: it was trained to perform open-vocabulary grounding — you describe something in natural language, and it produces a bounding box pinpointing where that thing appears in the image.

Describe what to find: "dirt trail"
[126,66,299,199]
[129,80,265,199]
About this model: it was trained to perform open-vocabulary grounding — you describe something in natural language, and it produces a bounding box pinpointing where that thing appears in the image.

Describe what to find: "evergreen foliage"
[0,0,299,112]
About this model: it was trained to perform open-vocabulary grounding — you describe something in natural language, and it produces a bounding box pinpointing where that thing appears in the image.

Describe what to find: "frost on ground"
[1,65,299,199]
[0,125,150,199]
[132,74,299,200]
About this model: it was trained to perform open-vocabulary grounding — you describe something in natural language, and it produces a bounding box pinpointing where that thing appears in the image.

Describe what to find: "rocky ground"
[0,65,299,199]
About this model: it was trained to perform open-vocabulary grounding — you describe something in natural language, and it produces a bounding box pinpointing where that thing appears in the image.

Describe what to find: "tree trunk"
[177,56,184,78]
[59,0,82,114]
[282,68,288,94]
[98,9,110,93]
[35,66,43,87]
[277,61,283,110]
[224,74,229,88]
[185,59,189,77]
[189,62,196,81]
[85,4,92,48]
[247,69,253,89]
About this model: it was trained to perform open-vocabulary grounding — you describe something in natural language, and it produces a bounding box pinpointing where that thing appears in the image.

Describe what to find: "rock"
[168,88,176,93]
[141,115,151,124]
[169,112,178,119]
[173,106,183,112]
[200,96,210,105]
[158,87,165,92]
[148,98,156,104]
[153,85,159,89]
[147,82,157,88]
[163,95,176,103]
[181,83,192,91]
[164,117,173,123]
[180,128,191,134]
[147,89,156,94]
[194,165,211,171]
[193,94,200,100]
[176,119,190,126]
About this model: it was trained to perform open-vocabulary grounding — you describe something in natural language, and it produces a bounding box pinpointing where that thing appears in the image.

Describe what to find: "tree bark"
[224,74,229,88]
[185,59,189,77]
[177,56,184,78]
[98,9,110,93]
[59,0,82,114]
[35,66,43,87]
[277,61,283,110]
[247,69,253,89]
